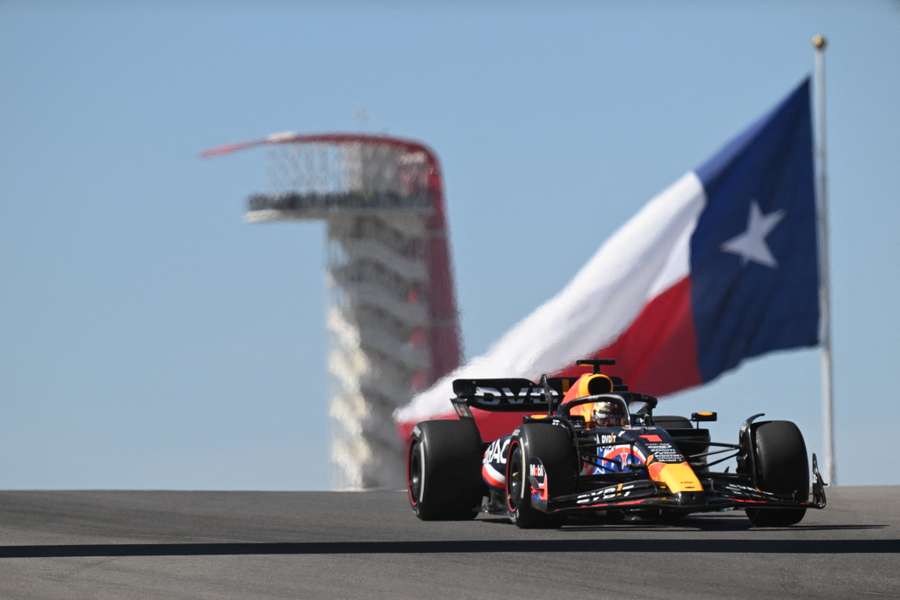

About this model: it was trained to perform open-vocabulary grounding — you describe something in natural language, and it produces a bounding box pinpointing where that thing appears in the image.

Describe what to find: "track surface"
[0,487,897,599]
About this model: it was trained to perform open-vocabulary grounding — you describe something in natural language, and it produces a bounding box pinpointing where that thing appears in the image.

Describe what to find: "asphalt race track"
[0,487,897,599]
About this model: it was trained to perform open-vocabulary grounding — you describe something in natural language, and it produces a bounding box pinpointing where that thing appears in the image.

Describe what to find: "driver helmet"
[572,399,630,428]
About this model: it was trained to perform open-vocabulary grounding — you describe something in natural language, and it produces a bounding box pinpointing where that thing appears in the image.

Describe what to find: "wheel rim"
[507,442,523,513]
[408,441,423,507]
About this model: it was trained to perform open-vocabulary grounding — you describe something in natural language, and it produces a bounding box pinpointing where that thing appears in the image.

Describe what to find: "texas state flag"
[396,78,819,441]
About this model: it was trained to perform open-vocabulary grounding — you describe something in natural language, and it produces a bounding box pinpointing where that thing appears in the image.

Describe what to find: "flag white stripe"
[395,172,707,424]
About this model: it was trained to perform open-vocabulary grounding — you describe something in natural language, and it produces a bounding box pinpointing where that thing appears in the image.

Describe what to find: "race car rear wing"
[450,376,652,419]
[451,378,565,413]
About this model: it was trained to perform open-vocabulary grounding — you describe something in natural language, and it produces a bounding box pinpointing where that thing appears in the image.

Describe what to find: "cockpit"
[562,394,631,428]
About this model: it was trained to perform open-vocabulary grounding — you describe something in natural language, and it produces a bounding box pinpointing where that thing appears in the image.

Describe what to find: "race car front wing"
[533,454,827,514]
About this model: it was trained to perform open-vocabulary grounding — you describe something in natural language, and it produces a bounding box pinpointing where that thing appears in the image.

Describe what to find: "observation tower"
[202,133,462,488]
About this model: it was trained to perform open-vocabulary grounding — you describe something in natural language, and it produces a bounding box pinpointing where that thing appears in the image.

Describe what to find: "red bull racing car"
[407,359,826,528]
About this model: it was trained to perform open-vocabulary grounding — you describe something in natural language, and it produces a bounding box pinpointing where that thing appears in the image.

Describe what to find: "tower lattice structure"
[203,133,462,488]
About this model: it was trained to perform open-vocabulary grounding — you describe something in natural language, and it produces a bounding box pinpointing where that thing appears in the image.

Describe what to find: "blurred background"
[2,1,898,489]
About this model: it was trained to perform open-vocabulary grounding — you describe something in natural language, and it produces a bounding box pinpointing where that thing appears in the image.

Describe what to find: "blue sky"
[2,2,898,489]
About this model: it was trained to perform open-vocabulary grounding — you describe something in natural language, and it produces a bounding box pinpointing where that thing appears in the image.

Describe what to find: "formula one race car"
[407,359,826,528]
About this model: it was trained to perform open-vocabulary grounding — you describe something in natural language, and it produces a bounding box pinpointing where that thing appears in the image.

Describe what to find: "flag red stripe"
[396,277,701,442]
[554,276,702,396]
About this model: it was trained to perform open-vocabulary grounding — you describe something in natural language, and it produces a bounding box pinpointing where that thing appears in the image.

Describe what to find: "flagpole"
[812,34,836,485]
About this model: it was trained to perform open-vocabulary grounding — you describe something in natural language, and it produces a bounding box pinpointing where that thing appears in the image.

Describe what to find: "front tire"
[506,423,576,529]
[407,420,484,520]
[745,420,809,526]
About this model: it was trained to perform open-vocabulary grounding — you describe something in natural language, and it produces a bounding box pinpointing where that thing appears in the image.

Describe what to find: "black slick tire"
[745,420,809,527]
[407,420,484,520]
[506,423,576,529]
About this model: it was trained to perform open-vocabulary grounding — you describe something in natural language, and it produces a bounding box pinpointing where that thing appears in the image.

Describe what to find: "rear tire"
[745,420,809,527]
[506,423,576,529]
[407,420,484,520]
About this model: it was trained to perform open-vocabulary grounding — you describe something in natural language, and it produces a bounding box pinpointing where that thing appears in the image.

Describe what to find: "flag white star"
[721,202,785,268]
